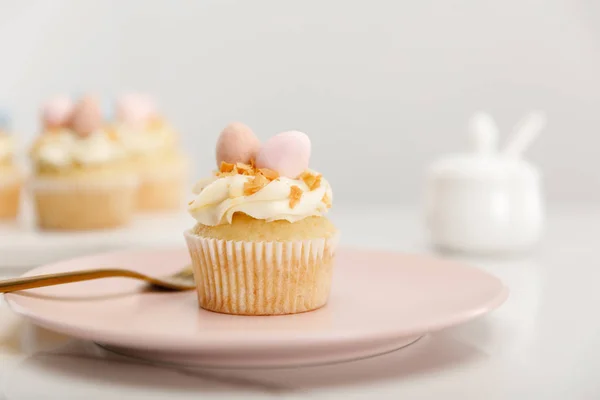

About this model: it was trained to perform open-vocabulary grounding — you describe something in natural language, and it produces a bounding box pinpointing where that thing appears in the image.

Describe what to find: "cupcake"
[114,93,187,211]
[30,95,137,230]
[0,111,22,220]
[185,123,338,315]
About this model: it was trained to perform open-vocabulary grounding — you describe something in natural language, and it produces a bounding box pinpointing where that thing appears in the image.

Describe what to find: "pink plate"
[5,248,508,367]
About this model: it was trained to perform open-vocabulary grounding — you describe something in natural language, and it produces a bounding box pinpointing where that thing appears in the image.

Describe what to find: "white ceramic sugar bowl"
[425,112,545,255]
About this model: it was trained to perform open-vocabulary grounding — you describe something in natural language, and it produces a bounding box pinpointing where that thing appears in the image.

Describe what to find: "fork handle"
[0,269,144,293]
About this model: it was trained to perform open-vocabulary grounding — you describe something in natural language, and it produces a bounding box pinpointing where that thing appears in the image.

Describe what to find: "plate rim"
[4,247,509,352]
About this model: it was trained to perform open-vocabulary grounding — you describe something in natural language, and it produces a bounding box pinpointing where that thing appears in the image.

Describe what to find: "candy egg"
[116,92,155,128]
[138,93,157,117]
[42,95,74,129]
[215,122,261,166]
[69,96,103,137]
[255,131,311,178]
[0,109,11,131]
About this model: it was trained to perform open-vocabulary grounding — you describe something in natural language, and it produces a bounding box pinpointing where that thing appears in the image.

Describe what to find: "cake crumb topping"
[243,174,269,196]
[218,161,280,181]
[322,193,332,208]
[259,167,280,180]
[214,161,327,210]
[299,170,322,190]
[289,185,303,208]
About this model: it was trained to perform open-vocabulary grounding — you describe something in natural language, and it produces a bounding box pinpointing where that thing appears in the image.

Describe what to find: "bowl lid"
[429,153,539,181]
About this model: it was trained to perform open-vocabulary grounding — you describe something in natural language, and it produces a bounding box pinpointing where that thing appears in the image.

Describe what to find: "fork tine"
[173,266,194,278]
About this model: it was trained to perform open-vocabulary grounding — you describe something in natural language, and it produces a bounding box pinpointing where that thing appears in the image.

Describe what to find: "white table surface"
[0,199,193,269]
[1,206,599,399]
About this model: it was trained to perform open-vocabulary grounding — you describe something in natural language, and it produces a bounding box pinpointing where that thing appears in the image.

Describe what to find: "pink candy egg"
[42,95,74,129]
[255,131,311,178]
[116,92,156,128]
[216,122,261,166]
[69,96,102,137]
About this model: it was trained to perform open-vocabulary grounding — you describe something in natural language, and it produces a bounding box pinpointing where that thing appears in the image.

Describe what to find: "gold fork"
[0,266,196,293]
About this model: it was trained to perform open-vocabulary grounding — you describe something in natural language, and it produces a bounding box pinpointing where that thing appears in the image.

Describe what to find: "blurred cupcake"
[185,123,338,315]
[0,110,22,220]
[114,93,187,211]
[30,95,137,230]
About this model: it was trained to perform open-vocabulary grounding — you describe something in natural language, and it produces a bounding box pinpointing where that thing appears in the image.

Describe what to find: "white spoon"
[503,111,546,158]
[468,112,499,155]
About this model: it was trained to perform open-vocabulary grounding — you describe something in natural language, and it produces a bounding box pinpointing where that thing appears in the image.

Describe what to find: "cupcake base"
[185,227,339,316]
[32,177,138,230]
[0,176,21,220]
[134,155,187,212]
[137,175,185,211]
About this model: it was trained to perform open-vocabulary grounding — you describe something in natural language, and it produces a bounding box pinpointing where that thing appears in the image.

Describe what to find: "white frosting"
[188,171,332,226]
[0,134,14,163]
[115,122,175,156]
[34,129,126,168]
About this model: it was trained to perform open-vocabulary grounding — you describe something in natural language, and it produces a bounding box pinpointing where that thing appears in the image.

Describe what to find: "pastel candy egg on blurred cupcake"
[185,124,338,316]
[30,94,137,230]
[113,92,188,212]
[0,109,23,220]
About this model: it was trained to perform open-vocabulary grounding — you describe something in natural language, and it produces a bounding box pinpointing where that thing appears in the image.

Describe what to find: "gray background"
[0,0,598,206]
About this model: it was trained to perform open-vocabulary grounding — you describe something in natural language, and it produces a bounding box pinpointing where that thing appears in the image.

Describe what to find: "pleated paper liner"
[30,175,139,230]
[185,231,340,315]
[0,174,22,219]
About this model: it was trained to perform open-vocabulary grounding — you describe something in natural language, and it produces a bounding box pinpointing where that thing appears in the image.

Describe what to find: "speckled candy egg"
[69,96,103,137]
[255,131,311,178]
[215,122,261,166]
[116,93,156,128]
[0,109,11,131]
[42,95,74,129]
[115,93,139,123]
